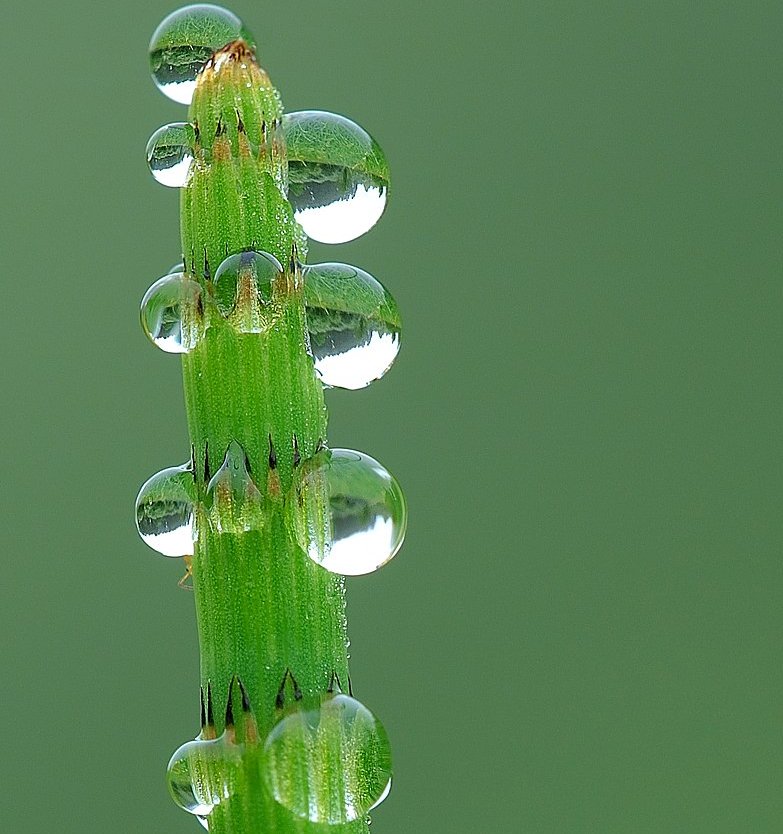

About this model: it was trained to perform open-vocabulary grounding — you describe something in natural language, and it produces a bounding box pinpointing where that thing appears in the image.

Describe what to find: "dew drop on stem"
[149,4,255,104]
[304,262,401,390]
[262,692,392,824]
[146,123,197,187]
[287,448,407,576]
[167,734,240,822]
[206,440,265,534]
[135,463,196,557]
[140,272,205,354]
[284,111,389,244]
[213,250,284,333]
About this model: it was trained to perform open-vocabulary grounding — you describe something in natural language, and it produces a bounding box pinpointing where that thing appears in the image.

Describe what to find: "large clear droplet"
[284,111,389,244]
[167,737,237,820]
[135,464,195,557]
[207,441,265,534]
[213,250,283,333]
[141,273,205,354]
[263,693,392,824]
[287,449,407,576]
[149,4,255,104]
[304,262,401,390]
[146,123,196,187]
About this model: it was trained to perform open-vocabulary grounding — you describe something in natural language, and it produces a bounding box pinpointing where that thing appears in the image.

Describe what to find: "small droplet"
[304,262,401,390]
[135,464,195,557]
[287,449,407,575]
[146,123,196,187]
[149,5,255,104]
[213,250,284,333]
[263,693,392,824]
[284,111,389,244]
[141,273,205,353]
[167,737,239,820]
[207,441,265,534]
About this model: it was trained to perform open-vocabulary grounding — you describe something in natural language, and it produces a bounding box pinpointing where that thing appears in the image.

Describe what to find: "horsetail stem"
[137,5,405,833]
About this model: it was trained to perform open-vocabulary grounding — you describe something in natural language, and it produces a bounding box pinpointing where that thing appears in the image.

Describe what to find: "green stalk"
[178,42,366,834]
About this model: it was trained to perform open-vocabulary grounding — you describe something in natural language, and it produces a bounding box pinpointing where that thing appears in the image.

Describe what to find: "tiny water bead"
[167,737,239,822]
[304,262,401,390]
[213,250,283,333]
[140,273,205,353]
[149,4,255,104]
[146,123,196,188]
[135,464,196,557]
[287,449,407,576]
[284,111,389,244]
[263,693,392,824]
[207,441,265,534]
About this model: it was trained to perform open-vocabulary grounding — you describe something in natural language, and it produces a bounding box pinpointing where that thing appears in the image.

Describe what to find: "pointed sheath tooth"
[275,670,289,709]
[206,682,215,729]
[237,678,252,713]
[275,668,302,709]
[237,678,259,743]
[225,676,237,728]
[197,682,217,740]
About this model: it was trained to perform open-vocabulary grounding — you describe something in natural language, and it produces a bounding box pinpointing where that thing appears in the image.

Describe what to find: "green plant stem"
[179,42,367,834]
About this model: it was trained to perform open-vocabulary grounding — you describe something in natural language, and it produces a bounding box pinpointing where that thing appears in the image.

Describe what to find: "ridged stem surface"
[179,42,367,834]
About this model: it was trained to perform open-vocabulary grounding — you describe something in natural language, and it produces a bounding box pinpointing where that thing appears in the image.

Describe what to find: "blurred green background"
[1,1,781,831]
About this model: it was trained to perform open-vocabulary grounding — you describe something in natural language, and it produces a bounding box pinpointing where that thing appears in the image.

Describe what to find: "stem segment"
[178,42,366,834]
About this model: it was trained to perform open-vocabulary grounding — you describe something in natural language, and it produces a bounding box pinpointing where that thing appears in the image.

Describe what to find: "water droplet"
[135,463,195,557]
[287,449,406,575]
[263,693,392,824]
[149,5,255,104]
[284,111,389,244]
[304,262,401,389]
[207,441,265,534]
[146,123,196,187]
[213,250,284,333]
[167,737,239,820]
[141,273,205,353]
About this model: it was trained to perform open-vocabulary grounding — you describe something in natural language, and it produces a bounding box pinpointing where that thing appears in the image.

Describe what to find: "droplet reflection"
[135,463,195,557]
[263,693,392,824]
[149,4,255,104]
[304,262,401,390]
[140,273,204,354]
[146,123,196,188]
[287,449,406,575]
[284,111,389,244]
